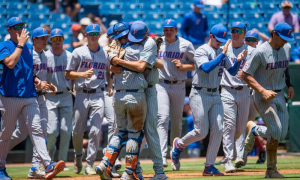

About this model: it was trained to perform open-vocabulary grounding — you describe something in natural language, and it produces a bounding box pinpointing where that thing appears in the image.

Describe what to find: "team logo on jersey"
[133,29,138,35]
[167,19,171,25]
[244,63,250,70]
[93,24,96,29]
[223,32,226,37]
[55,29,59,34]
[196,18,200,25]
[140,53,146,56]
[288,30,291,35]
[236,22,240,26]
[16,17,19,21]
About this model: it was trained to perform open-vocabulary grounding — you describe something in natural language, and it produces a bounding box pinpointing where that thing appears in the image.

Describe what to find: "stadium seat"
[148,21,163,34]
[143,12,162,21]
[206,12,223,22]
[28,13,47,21]
[27,3,50,13]
[0,25,7,35]
[166,12,183,21]
[140,2,157,11]
[6,3,26,12]
[100,3,120,15]
[294,32,300,44]
[264,11,275,20]
[6,13,27,21]
[49,14,71,23]
[227,13,243,22]
[121,2,138,11]
[78,0,99,5]
[239,2,259,12]
[122,13,142,22]
[80,4,101,18]
[243,12,263,21]
[27,21,48,31]
[159,2,180,12]
[181,2,193,11]
[51,21,70,32]
[259,2,279,12]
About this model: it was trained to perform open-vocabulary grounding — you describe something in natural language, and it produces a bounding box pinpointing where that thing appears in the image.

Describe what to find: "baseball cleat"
[95,163,112,180]
[149,173,168,180]
[74,149,85,174]
[225,161,236,173]
[265,168,285,178]
[170,137,183,171]
[0,168,11,180]
[245,121,256,152]
[163,157,168,167]
[115,158,122,171]
[257,151,266,164]
[63,165,70,171]
[84,165,97,175]
[215,157,226,166]
[235,157,245,168]
[111,166,121,178]
[28,167,45,179]
[203,165,224,176]
[45,161,65,180]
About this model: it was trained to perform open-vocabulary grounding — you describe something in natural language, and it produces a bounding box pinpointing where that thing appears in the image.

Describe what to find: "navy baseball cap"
[163,19,177,28]
[85,24,101,34]
[107,26,115,37]
[231,21,246,31]
[245,30,258,39]
[32,27,50,38]
[7,17,26,28]
[194,0,205,8]
[50,28,64,39]
[211,24,228,43]
[128,21,148,43]
[274,22,294,41]
[113,22,130,39]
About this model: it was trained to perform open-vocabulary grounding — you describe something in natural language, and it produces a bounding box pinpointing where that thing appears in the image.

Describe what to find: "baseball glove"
[107,39,125,59]
[152,36,163,53]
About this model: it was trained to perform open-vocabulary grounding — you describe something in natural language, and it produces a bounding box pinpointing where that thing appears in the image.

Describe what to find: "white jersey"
[33,50,47,82]
[243,42,290,90]
[158,36,195,81]
[114,43,148,90]
[45,50,72,92]
[66,45,110,90]
[221,44,255,87]
[192,44,233,88]
[140,36,159,85]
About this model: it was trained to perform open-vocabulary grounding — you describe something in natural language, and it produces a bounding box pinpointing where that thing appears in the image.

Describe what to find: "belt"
[116,89,140,92]
[230,86,249,90]
[194,86,218,92]
[160,79,184,84]
[55,92,63,95]
[148,85,153,88]
[273,89,281,93]
[83,88,104,94]
[37,91,45,96]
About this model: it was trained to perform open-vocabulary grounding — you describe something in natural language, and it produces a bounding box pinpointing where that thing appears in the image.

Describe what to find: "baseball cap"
[194,0,205,8]
[71,23,81,31]
[211,24,228,43]
[50,28,64,39]
[230,21,246,31]
[184,97,189,105]
[245,30,258,39]
[274,22,294,41]
[7,17,26,28]
[281,0,293,8]
[128,21,148,42]
[163,19,177,28]
[80,17,92,26]
[107,26,115,37]
[113,22,130,39]
[32,27,50,38]
[85,24,101,34]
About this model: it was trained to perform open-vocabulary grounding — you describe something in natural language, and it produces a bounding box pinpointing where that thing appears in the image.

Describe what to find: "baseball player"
[8,27,57,179]
[0,17,65,180]
[220,22,254,173]
[45,28,73,171]
[242,22,295,178]
[156,19,195,170]
[96,21,148,180]
[170,24,247,176]
[108,21,167,180]
[65,24,112,175]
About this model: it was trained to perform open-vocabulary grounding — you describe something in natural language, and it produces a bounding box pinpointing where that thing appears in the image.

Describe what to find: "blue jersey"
[0,40,36,97]
[180,11,208,46]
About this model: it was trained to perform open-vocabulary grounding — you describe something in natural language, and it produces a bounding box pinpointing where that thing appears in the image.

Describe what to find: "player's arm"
[173,42,195,70]
[285,67,295,99]
[106,65,113,97]
[172,60,195,70]
[111,57,147,72]
[227,50,247,76]
[2,29,29,69]
[154,59,163,69]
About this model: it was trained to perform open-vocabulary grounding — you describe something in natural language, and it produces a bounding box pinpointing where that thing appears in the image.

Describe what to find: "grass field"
[5,156,300,179]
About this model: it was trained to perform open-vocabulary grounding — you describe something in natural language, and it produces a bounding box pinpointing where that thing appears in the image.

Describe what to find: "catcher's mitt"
[152,36,163,53]
[107,39,125,59]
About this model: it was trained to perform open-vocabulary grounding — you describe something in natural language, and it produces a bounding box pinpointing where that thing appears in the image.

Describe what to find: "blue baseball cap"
[7,17,26,28]
[245,30,258,39]
[107,26,115,37]
[231,21,246,31]
[50,28,64,39]
[194,0,205,8]
[128,21,148,43]
[211,24,228,43]
[32,27,50,38]
[113,22,130,39]
[163,19,177,28]
[274,22,294,41]
[85,24,101,34]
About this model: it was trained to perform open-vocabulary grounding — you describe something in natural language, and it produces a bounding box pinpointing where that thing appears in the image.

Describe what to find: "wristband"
[17,45,23,49]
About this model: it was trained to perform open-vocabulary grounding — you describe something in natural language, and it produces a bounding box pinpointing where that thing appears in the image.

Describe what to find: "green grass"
[5,157,300,179]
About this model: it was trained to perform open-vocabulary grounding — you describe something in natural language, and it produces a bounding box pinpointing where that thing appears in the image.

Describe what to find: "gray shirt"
[33,50,47,82]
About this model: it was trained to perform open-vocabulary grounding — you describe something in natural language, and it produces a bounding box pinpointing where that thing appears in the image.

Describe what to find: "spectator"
[61,0,81,21]
[86,13,107,34]
[268,0,299,33]
[184,97,201,158]
[70,23,85,49]
[98,20,118,47]
[180,0,208,49]
[77,17,91,46]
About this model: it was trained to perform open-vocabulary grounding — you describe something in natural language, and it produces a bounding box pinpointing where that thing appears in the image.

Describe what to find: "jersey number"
[218,68,224,77]
[97,71,104,80]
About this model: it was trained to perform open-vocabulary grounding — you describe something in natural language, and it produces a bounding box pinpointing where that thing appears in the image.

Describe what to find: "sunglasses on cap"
[51,36,64,42]
[231,28,244,34]
[12,25,25,31]
[88,32,100,36]
[245,37,258,42]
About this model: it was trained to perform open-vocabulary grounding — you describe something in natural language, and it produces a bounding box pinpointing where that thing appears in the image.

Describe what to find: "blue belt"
[116,89,140,92]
